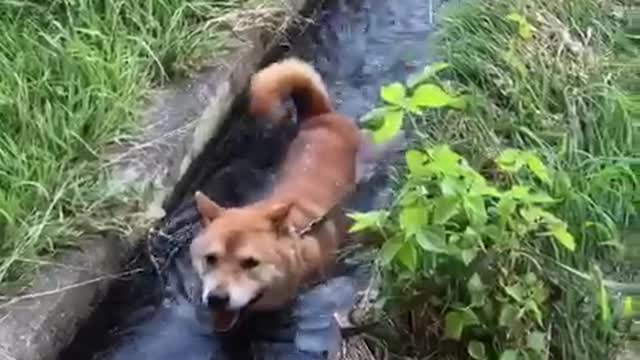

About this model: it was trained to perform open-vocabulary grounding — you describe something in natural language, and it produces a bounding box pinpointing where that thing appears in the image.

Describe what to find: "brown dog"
[190,58,362,331]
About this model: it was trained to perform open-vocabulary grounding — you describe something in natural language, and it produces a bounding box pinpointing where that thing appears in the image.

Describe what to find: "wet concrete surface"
[58,0,444,359]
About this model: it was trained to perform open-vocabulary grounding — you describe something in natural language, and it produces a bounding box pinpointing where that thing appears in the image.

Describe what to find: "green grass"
[436,0,638,262]
[0,0,248,289]
[434,0,639,356]
[356,0,639,358]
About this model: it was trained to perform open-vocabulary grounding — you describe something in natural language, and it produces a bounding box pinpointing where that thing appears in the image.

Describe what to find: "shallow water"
[58,0,445,359]
[291,0,439,119]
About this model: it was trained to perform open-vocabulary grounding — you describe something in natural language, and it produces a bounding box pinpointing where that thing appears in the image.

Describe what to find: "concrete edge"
[0,1,315,359]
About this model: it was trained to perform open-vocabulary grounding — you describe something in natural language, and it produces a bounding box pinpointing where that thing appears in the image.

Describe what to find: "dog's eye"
[205,254,218,267]
[241,257,260,269]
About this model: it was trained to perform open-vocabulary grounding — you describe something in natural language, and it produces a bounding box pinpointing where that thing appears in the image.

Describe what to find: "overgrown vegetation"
[0,0,248,289]
[352,0,639,358]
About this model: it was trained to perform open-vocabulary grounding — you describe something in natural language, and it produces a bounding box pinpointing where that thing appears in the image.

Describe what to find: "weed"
[353,0,639,358]
[351,144,579,359]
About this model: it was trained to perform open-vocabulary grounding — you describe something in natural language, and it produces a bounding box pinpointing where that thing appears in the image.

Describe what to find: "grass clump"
[0,0,247,289]
[352,0,639,358]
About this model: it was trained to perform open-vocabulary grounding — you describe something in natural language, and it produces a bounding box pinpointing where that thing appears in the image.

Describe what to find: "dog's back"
[249,58,361,230]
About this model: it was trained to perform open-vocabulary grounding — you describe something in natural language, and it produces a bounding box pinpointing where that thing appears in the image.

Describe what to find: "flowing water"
[58,0,448,359]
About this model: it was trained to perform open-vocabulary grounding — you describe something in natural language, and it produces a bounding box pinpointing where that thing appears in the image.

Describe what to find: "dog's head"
[190,191,298,332]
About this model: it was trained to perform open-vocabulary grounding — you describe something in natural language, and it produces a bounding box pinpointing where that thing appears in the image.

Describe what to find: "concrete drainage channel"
[0,0,447,359]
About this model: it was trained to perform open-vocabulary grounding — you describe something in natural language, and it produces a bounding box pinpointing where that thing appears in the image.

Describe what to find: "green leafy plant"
[361,62,465,144]
[350,145,577,359]
[505,13,536,40]
[348,0,638,359]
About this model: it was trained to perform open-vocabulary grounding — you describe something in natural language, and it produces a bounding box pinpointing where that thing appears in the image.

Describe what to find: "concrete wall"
[0,1,316,359]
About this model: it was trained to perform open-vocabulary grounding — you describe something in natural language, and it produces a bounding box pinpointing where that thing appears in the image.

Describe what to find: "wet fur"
[190,58,361,315]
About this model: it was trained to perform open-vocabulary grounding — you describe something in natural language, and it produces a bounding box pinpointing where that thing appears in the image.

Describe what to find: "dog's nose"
[206,293,230,309]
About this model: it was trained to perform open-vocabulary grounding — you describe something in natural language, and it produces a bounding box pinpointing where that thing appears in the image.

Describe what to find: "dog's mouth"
[211,292,264,332]
[212,309,241,332]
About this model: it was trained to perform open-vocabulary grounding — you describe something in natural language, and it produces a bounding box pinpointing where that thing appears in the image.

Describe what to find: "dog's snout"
[206,293,230,309]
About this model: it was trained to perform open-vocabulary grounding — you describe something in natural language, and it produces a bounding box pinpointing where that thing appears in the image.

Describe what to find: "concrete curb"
[0,1,315,359]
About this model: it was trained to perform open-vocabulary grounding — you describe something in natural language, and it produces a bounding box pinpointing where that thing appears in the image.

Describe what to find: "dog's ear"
[266,202,297,238]
[265,202,292,225]
[194,191,223,226]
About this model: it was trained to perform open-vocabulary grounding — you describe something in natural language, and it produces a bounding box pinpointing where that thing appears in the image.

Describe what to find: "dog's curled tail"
[249,58,332,125]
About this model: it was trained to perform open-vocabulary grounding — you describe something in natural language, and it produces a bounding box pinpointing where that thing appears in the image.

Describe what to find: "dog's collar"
[292,185,356,238]
[294,211,330,237]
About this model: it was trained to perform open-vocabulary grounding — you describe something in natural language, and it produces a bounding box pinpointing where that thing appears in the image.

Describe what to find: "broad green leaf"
[519,21,535,40]
[416,225,448,253]
[496,148,523,171]
[463,226,481,241]
[399,206,428,235]
[468,341,487,360]
[468,273,485,293]
[410,84,457,109]
[526,300,544,327]
[459,307,481,326]
[406,101,422,114]
[396,242,418,271]
[462,248,478,266]
[348,210,387,232]
[520,206,544,225]
[400,187,421,206]
[506,13,526,24]
[380,82,406,105]
[526,154,551,184]
[532,283,550,304]
[481,224,502,241]
[440,176,465,196]
[467,273,486,305]
[449,234,461,244]
[444,311,464,340]
[497,196,516,219]
[379,239,403,266]
[406,62,451,88]
[520,23,533,39]
[464,195,487,226]
[430,144,463,167]
[447,242,463,257]
[470,178,501,197]
[537,209,562,224]
[524,272,538,285]
[527,331,546,353]
[433,196,459,224]
[406,150,427,176]
[504,284,525,302]
[500,350,519,360]
[373,110,404,144]
[506,13,536,40]
[550,224,576,251]
[526,192,556,204]
[510,185,531,199]
[499,303,520,328]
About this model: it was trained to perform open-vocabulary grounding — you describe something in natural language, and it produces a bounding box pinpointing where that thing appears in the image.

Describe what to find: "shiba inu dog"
[190,58,399,332]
